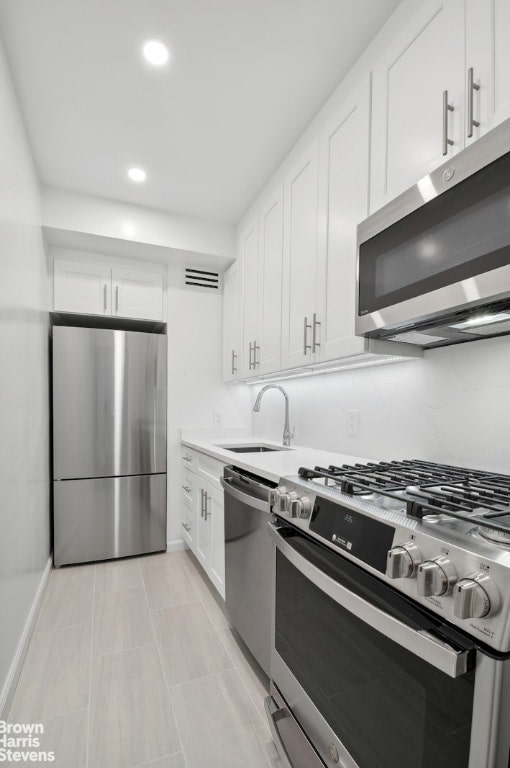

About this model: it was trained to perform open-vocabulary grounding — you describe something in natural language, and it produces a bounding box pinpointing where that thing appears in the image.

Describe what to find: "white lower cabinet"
[181,446,225,600]
[196,480,225,598]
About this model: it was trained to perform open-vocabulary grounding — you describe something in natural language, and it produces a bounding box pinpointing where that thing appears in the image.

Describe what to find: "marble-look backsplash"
[250,335,510,473]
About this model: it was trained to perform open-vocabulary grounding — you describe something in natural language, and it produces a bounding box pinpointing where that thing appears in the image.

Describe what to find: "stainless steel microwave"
[356,118,510,348]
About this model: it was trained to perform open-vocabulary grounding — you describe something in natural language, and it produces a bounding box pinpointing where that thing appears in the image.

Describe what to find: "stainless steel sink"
[216,444,288,453]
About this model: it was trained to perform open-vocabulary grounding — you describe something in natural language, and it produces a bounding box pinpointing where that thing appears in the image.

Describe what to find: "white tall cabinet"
[314,79,370,362]
[370,0,465,212]
[256,183,284,375]
[239,216,259,374]
[280,140,319,370]
[465,0,510,145]
[237,186,284,378]
[222,261,242,381]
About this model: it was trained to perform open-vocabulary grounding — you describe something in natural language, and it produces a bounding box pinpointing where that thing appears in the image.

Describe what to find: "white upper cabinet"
[315,78,370,362]
[111,266,163,321]
[281,140,319,370]
[257,183,284,375]
[222,261,242,381]
[54,258,111,315]
[239,216,259,375]
[465,0,510,145]
[54,257,164,321]
[370,0,465,212]
[237,185,284,379]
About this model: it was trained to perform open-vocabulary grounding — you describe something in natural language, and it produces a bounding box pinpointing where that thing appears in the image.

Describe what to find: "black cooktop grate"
[298,459,510,534]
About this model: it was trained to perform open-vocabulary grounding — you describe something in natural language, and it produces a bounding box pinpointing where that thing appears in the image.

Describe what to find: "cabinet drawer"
[181,504,193,548]
[197,453,225,489]
[181,469,194,507]
[181,446,198,471]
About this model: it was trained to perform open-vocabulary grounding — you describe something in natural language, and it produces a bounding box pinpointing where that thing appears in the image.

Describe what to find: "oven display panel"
[309,497,395,572]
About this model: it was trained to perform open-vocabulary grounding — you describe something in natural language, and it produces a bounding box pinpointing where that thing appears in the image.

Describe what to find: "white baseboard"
[0,556,52,720]
[166,538,187,553]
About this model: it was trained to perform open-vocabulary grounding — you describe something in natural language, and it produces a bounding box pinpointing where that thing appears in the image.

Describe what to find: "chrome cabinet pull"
[248,341,253,370]
[103,284,107,311]
[182,485,191,493]
[312,313,321,352]
[115,285,119,312]
[442,90,454,155]
[200,489,205,518]
[303,316,312,355]
[231,349,237,374]
[253,340,260,368]
[204,494,210,521]
[181,521,191,532]
[183,456,192,463]
[467,67,480,138]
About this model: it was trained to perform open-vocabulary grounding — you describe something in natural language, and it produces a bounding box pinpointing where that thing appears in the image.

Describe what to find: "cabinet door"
[257,183,284,375]
[281,140,319,369]
[195,485,212,572]
[315,80,370,362]
[207,483,225,600]
[111,266,163,321]
[54,258,111,315]
[465,0,510,145]
[240,216,259,376]
[222,261,242,382]
[371,0,465,212]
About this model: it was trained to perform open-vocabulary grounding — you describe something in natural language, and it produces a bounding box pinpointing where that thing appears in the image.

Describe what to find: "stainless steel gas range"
[265,459,510,768]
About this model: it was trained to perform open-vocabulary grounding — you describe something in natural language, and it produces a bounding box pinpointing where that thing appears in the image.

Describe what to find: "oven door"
[268,523,491,768]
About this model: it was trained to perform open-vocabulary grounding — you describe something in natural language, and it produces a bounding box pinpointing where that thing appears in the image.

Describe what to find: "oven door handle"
[270,524,471,679]
[221,476,272,513]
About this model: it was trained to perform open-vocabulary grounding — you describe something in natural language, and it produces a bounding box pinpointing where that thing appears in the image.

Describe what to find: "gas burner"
[478,517,510,545]
[298,459,510,540]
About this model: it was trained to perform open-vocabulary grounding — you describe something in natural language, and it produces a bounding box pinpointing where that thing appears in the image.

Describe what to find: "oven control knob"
[290,496,312,519]
[417,557,457,597]
[269,486,286,507]
[386,542,422,579]
[453,572,501,620]
[279,491,298,514]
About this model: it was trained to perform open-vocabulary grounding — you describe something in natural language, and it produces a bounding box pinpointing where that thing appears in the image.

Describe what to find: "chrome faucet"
[253,384,294,446]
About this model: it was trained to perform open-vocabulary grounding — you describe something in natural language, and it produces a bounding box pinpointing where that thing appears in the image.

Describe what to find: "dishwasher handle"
[221,476,273,513]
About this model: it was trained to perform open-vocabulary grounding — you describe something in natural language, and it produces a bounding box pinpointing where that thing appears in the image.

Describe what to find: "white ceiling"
[0,0,400,224]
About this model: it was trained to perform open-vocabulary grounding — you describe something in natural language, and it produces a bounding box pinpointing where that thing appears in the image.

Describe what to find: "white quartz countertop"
[181,435,369,483]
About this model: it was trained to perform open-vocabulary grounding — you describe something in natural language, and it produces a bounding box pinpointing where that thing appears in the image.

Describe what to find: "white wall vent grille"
[184,267,221,292]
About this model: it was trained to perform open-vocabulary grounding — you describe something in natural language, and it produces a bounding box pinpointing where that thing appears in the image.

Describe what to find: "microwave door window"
[359,151,510,314]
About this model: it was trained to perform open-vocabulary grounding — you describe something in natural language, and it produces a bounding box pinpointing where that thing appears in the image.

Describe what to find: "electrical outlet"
[213,410,223,427]
[347,410,359,437]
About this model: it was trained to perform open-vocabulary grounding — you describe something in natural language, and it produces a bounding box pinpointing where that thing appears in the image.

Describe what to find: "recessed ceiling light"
[143,39,169,67]
[127,167,147,183]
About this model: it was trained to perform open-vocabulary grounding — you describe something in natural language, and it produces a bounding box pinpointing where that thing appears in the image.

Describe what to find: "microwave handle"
[270,524,471,679]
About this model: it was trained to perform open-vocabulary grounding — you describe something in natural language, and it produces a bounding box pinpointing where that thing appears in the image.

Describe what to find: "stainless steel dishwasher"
[221,466,277,676]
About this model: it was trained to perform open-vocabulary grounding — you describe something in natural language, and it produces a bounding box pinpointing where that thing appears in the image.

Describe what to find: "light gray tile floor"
[7,550,281,768]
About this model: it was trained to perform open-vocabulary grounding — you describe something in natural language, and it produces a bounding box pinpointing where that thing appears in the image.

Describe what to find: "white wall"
[0,37,50,712]
[42,186,236,264]
[166,269,250,547]
[251,336,510,474]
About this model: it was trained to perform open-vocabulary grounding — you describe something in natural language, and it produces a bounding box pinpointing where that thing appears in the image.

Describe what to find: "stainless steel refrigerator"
[52,326,167,566]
